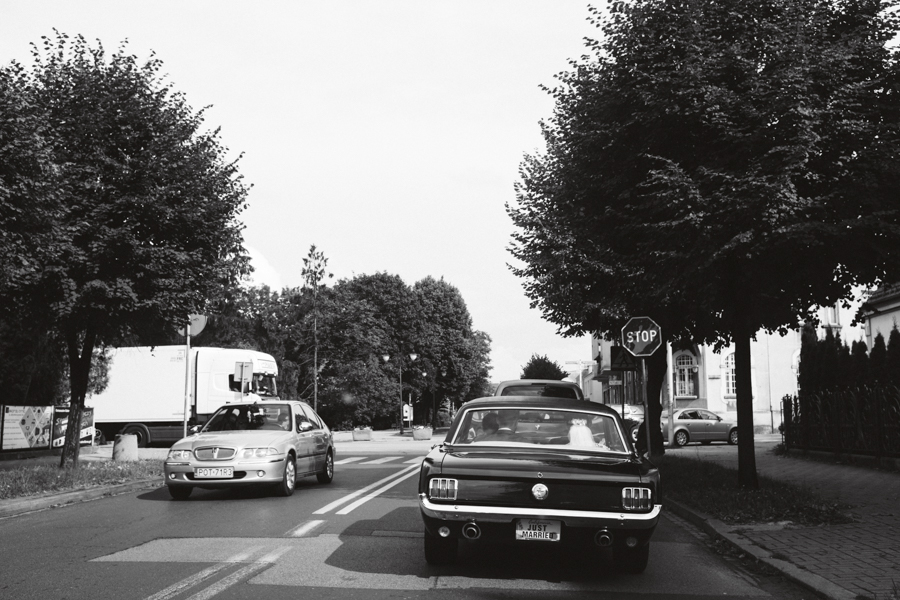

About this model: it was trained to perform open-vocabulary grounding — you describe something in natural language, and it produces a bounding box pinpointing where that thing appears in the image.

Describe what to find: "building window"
[723,353,736,410]
[675,354,696,397]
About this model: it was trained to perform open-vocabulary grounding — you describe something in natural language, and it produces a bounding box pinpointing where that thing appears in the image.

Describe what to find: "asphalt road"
[0,449,817,600]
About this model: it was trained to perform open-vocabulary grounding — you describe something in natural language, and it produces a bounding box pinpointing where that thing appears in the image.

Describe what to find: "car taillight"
[429,478,458,500]
[622,487,652,510]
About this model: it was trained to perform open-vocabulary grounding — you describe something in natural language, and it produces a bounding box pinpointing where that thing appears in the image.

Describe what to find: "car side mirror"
[299,421,314,432]
[189,425,201,435]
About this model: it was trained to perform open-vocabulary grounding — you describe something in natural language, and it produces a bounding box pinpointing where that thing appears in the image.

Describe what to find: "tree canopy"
[3,33,250,466]
[508,0,900,487]
[520,354,568,380]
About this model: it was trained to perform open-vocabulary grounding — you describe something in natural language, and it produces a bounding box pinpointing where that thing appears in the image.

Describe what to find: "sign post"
[621,317,662,456]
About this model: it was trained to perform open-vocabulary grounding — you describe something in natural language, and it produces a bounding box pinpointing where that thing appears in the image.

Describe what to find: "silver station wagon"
[163,400,334,500]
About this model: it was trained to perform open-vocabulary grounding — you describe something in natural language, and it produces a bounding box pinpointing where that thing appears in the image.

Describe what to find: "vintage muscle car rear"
[418,397,661,572]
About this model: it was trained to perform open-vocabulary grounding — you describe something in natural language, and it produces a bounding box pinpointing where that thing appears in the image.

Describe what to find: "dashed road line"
[359,456,402,464]
[286,519,326,538]
[333,457,366,465]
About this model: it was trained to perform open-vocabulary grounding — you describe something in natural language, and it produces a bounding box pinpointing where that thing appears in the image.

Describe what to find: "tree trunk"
[734,323,759,489]
[59,327,96,469]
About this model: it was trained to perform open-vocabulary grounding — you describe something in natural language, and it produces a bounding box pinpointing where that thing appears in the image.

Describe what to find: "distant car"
[494,379,585,401]
[661,408,737,447]
[163,400,334,500]
[418,397,661,573]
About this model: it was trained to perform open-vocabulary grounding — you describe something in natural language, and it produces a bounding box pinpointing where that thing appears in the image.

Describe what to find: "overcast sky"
[2,1,605,380]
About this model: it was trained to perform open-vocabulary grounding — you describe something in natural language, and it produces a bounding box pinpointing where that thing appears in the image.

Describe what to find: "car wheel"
[168,486,192,500]
[276,455,296,497]
[317,450,334,484]
[728,428,738,445]
[618,543,650,574]
[674,430,689,447]
[631,425,639,443]
[424,531,458,565]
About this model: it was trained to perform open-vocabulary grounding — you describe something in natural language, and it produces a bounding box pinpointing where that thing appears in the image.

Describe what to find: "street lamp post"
[383,352,417,434]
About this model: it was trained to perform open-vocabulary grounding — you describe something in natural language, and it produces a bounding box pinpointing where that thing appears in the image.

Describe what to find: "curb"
[0,479,161,520]
[665,499,857,600]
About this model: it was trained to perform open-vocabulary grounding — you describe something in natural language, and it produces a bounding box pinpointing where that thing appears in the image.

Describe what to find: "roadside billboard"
[1,405,53,450]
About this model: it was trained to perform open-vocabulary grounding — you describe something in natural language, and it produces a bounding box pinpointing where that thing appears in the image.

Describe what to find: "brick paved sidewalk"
[679,439,900,600]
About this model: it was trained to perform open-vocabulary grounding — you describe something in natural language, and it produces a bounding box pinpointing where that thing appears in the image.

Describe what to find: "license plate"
[515,519,561,542]
[194,467,234,479]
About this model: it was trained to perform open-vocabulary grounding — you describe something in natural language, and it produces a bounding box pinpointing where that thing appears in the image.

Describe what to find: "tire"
[424,531,458,565]
[728,428,738,445]
[122,426,148,448]
[674,430,689,447]
[276,455,296,497]
[618,543,650,574]
[168,486,192,500]
[631,425,639,443]
[317,450,334,484]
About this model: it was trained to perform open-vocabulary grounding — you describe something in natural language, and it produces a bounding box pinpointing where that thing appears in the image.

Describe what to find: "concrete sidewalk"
[669,437,900,600]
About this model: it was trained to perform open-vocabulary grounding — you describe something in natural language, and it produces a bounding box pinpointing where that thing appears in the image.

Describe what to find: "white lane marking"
[286,519,326,538]
[336,467,420,515]
[313,464,419,515]
[144,547,261,600]
[360,456,402,464]
[404,457,422,464]
[183,546,292,600]
[333,457,365,465]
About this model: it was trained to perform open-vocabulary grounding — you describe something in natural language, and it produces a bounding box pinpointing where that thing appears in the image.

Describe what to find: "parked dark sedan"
[418,397,661,573]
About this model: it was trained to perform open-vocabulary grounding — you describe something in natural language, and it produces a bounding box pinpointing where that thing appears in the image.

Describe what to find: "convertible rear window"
[451,407,628,453]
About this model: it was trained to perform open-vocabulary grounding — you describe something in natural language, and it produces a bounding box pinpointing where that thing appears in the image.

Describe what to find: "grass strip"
[0,460,164,500]
[656,454,854,526]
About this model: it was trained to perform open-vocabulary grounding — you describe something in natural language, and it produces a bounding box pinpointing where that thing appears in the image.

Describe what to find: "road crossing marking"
[182,546,292,600]
[336,467,420,515]
[359,456,402,464]
[144,547,262,600]
[286,519,326,537]
[313,464,419,515]
[404,457,421,464]
[333,457,366,465]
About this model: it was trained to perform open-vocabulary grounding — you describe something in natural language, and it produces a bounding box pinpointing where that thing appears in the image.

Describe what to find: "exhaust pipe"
[462,522,482,540]
[595,529,613,547]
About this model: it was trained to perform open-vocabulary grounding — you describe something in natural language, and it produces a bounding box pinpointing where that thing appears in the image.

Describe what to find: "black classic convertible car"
[418,397,661,573]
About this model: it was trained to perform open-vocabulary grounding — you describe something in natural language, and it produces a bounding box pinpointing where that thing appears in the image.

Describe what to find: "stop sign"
[621,317,662,357]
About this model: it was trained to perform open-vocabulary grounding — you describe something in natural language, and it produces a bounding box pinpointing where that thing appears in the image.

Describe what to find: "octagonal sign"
[621,317,662,357]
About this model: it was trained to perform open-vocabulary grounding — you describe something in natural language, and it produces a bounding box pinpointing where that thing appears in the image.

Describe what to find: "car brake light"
[622,487,652,510]
[429,478,458,500]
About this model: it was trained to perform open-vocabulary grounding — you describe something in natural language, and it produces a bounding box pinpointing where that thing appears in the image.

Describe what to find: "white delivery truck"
[89,346,279,446]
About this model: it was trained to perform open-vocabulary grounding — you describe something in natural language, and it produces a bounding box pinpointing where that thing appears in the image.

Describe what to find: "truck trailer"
[89,346,279,446]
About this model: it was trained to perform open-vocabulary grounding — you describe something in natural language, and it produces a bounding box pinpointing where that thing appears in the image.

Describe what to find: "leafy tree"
[301,245,332,411]
[509,0,900,487]
[520,354,568,380]
[870,333,888,384]
[11,33,250,467]
[849,339,870,386]
[886,327,900,385]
